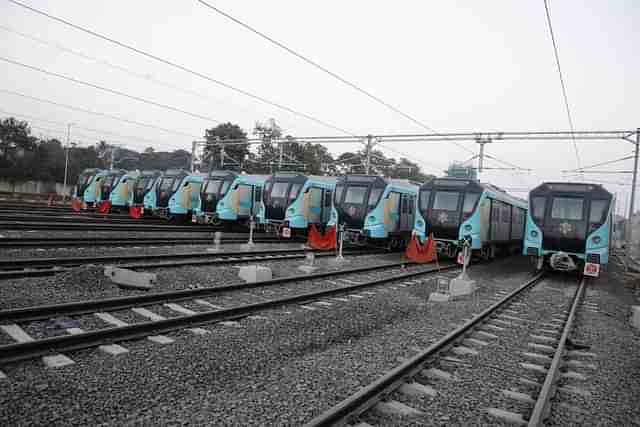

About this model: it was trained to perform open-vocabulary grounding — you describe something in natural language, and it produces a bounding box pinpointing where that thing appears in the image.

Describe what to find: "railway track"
[0,235,294,248]
[0,213,168,225]
[304,273,588,427]
[0,262,458,365]
[0,247,381,279]
[0,220,221,232]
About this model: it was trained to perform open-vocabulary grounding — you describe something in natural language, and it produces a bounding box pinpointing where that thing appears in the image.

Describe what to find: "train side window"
[590,200,608,224]
[254,187,262,202]
[419,190,431,211]
[532,197,546,221]
[289,183,302,202]
[334,185,344,204]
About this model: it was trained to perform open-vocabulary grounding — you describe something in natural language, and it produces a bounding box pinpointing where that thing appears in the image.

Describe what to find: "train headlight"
[287,207,295,215]
[219,202,224,208]
[464,224,472,232]
[331,211,337,219]
[592,236,602,244]
[416,219,424,228]
[367,215,376,224]
[531,230,538,238]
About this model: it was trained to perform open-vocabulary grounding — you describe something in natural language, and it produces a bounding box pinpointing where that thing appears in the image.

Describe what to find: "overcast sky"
[1,0,638,214]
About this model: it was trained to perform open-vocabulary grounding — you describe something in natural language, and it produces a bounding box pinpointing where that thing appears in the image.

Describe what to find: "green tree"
[204,123,248,170]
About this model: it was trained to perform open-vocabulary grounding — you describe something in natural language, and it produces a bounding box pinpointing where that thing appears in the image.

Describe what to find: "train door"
[399,194,414,231]
[489,199,500,241]
[237,184,253,217]
[251,186,262,217]
[384,192,401,233]
[305,186,323,223]
[321,189,332,224]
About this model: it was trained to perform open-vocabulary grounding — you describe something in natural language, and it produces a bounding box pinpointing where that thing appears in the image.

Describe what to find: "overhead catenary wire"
[0,56,221,124]
[543,0,581,170]
[0,88,200,139]
[0,23,301,132]
[6,0,356,137]
[0,108,180,150]
[194,0,475,156]
[562,155,635,173]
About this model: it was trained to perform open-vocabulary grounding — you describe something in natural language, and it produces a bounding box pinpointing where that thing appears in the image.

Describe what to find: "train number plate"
[583,262,600,277]
[282,227,291,238]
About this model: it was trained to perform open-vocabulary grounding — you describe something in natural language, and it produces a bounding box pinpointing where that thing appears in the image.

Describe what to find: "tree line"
[0,116,437,186]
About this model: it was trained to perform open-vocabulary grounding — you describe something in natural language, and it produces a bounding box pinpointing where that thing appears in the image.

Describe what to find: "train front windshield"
[531,185,612,253]
[200,178,232,213]
[76,172,94,196]
[419,183,481,240]
[334,179,386,228]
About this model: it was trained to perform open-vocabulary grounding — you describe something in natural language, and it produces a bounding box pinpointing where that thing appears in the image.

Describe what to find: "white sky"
[1,0,638,214]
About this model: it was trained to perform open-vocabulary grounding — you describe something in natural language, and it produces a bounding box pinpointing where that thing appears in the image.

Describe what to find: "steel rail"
[0,264,458,364]
[527,277,586,426]
[0,220,228,232]
[303,272,546,427]
[0,236,288,248]
[0,213,167,225]
[0,261,436,323]
[0,247,310,269]
[0,249,380,280]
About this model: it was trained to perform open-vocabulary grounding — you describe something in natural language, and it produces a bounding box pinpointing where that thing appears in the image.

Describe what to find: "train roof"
[421,177,527,208]
[140,170,162,177]
[163,169,189,177]
[79,168,103,175]
[530,182,612,197]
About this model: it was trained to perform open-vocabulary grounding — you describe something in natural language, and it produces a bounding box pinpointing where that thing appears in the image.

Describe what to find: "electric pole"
[62,123,73,201]
[365,135,373,175]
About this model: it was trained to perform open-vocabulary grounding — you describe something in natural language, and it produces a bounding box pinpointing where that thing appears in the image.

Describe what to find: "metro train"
[524,182,615,277]
[413,178,527,259]
[166,173,206,223]
[148,169,189,219]
[131,170,162,213]
[260,173,336,238]
[108,170,141,212]
[95,169,126,210]
[195,171,267,227]
[329,175,418,247]
[73,168,107,208]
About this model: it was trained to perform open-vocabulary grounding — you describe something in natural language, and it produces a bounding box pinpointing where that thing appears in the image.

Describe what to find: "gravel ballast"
[0,256,532,425]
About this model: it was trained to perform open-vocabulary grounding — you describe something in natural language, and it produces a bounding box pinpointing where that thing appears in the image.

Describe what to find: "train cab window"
[532,197,546,221]
[419,190,431,211]
[551,197,584,220]
[589,200,608,224]
[220,180,231,196]
[289,183,302,202]
[171,178,183,192]
[270,182,289,199]
[334,185,344,204]
[204,180,222,195]
[433,191,460,211]
[145,178,155,190]
[159,179,173,192]
[344,186,368,204]
[324,191,332,206]
[462,193,480,214]
[368,188,384,209]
